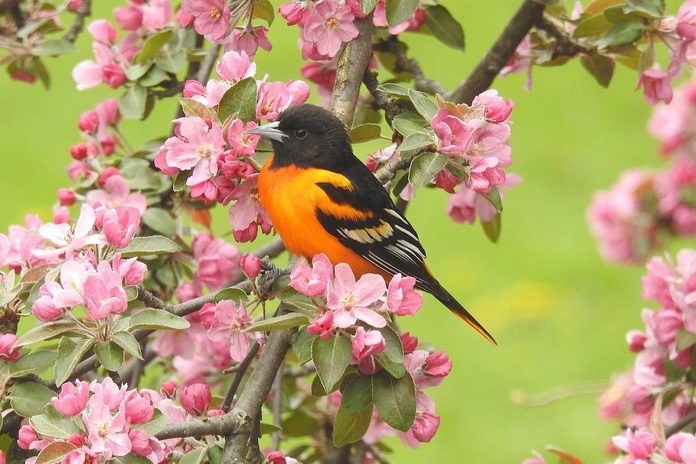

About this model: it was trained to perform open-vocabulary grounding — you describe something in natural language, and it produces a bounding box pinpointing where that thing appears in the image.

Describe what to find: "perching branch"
[449,0,546,104]
[535,15,592,58]
[63,0,91,44]
[329,15,375,128]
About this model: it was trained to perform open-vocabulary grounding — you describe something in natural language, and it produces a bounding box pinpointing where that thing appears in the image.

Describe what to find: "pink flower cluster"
[70,99,121,160]
[425,90,519,225]
[649,77,696,156]
[363,332,451,447]
[155,50,309,241]
[291,253,423,334]
[598,250,696,446]
[19,378,166,463]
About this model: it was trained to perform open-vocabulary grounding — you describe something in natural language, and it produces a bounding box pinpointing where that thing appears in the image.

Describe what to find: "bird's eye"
[293,128,308,140]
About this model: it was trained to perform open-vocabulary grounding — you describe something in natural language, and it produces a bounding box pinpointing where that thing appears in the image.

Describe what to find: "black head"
[251,104,355,171]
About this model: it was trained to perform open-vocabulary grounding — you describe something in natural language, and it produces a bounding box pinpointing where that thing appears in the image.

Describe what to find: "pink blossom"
[90,377,126,411]
[0,333,19,362]
[17,425,37,450]
[32,259,95,321]
[83,402,131,458]
[114,4,143,30]
[161,117,226,189]
[160,380,177,398]
[401,332,419,354]
[52,381,90,416]
[35,203,105,260]
[226,119,260,156]
[87,20,118,44]
[226,26,272,56]
[256,80,311,121]
[86,174,147,215]
[386,274,423,316]
[182,0,230,42]
[351,327,385,374]
[372,1,426,34]
[123,390,154,424]
[240,253,262,278]
[141,0,173,30]
[112,254,147,286]
[267,451,299,464]
[677,0,696,39]
[637,68,673,105]
[223,175,273,242]
[431,108,474,155]
[192,232,239,290]
[423,351,452,377]
[307,311,336,339]
[327,263,387,328]
[128,429,166,461]
[101,206,141,248]
[183,78,230,108]
[612,427,656,460]
[180,382,211,415]
[280,2,309,26]
[472,89,514,123]
[302,0,359,58]
[401,392,440,446]
[290,253,333,297]
[216,50,256,82]
[301,61,337,102]
[203,300,259,362]
[82,260,128,320]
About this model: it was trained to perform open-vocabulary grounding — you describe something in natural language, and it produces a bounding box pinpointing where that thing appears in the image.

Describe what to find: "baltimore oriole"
[251,104,495,344]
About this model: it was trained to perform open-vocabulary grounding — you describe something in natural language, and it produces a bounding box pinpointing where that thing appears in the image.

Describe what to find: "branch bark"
[63,0,91,44]
[449,0,545,104]
[329,15,375,127]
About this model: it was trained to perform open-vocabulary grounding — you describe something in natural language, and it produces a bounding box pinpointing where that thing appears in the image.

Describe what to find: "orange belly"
[258,157,389,278]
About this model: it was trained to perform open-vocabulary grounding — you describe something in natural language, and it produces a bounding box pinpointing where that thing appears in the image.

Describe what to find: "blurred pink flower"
[637,68,673,105]
[612,427,656,461]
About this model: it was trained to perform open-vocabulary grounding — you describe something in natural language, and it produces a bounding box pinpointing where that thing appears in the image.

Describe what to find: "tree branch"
[221,341,260,412]
[374,36,448,96]
[63,0,91,44]
[329,15,375,127]
[449,0,545,104]
[536,15,592,57]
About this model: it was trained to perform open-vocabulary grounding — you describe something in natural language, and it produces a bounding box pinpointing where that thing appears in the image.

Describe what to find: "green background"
[0,1,673,462]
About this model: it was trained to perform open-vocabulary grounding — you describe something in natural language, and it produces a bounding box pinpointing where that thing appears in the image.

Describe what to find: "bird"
[251,104,495,344]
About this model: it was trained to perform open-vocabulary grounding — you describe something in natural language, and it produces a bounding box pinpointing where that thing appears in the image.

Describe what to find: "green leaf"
[482,187,503,213]
[95,341,125,372]
[246,313,311,332]
[136,29,173,64]
[218,77,258,122]
[481,212,502,243]
[14,319,79,347]
[120,235,181,258]
[312,334,352,392]
[350,123,382,144]
[385,0,419,27]
[10,349,57,378]
[129,309,190,331]
[392,111,428,136]
[623,0,664,18]
[333,405,373,446]
[676,329,696,351]
[375,354,407,378]
[154,49,187,73]
[214,287,249,303]
[293,328,316,365]
[119,85,147,120]
[574,14,613,38]
[341,375,373,412]
[408,89,438,120]
[376,83,411,97]
[400,132,436,153]
[30,409,80,439]
[10,381,56,417]
[54,337,95,385]
[372,371,416,431]
[599,21,646,47]
[142,207,176,237]
[33,39,77,56]
[378,325,404,363]
[179,448,207,464]
[35,441,78,464]
[111,331,143,360]
[252,0,275,25]
[425,5,465,51]
[112,455,154,464]
[361,0,380,13]
[408,151,447,187]
[126,63,151,81]
[179,97,218,120]
[581,54,615,87]
[132,410,167,435]
[138,65,168,87]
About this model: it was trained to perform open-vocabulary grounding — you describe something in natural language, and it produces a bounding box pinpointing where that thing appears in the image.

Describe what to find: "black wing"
[314,165,436,289]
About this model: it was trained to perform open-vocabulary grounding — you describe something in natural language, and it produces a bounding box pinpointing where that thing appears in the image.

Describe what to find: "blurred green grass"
[0,1,671,462]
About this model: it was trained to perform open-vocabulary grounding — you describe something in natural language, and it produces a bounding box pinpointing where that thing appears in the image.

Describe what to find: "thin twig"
[362,69,405,125]
[536,15,592,57]
[136,286,169,310]
[666,410,696,437]
[222,342,260,412]
[374,36,448,97]
[63,0,91,44]
[195,43,221,83]
[449,0,546,104]
[271,364,283,450]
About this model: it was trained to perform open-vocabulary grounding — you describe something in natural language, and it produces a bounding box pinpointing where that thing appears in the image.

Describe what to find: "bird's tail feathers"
[428,281,497,345]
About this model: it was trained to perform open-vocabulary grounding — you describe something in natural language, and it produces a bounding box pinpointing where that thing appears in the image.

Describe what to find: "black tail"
[418,277,497,345]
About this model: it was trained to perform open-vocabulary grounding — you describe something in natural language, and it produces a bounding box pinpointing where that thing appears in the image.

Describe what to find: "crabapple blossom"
[179,382,211,415]
[35,203,105,260]
[216,49,256,82]
[0,333,19,362]
[52,381,90,416]
[302,0,359,58]
[82,260,129,320]
[240,252,262,278]
[201,299,260,362]
[386,273,423,316]
[181,0,230,43]
[290,253,333,297]
[612,427,656,462]
[637,68,673,105]
[101,206,141,248]
[326,263,387,329]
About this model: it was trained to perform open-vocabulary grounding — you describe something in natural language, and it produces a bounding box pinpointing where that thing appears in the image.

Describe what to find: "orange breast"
[258,157,388,278]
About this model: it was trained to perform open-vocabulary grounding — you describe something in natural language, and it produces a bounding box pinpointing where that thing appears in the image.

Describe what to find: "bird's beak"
[249,121,286,143]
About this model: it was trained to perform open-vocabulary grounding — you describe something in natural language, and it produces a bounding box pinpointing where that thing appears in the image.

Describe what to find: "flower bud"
[17,425,37,450]
[69,143,89,160]
[57,188,76,206]
[160,380,178,398]
[240,253,262,278]
[180,383,211,415]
